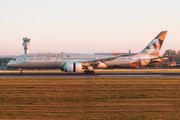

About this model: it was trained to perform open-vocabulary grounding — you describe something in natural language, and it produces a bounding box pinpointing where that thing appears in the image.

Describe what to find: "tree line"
[147,49,180,69]
[163,49,180,61]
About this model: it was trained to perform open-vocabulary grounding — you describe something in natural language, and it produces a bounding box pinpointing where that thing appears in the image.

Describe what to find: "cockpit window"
[13,58,16,61]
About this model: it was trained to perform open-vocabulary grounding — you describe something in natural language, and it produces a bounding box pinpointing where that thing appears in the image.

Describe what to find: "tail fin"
[141,31,167,57]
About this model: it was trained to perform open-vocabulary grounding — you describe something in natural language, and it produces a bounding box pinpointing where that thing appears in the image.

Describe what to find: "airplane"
[7,31,168,74]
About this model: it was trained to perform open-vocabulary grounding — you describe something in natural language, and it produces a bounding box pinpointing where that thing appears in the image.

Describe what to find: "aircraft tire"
[84,70,95,74]
[84,70,89,74]
[90,71,95,74]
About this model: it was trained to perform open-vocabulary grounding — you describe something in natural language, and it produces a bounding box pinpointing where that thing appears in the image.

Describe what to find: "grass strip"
[0,78,180,119]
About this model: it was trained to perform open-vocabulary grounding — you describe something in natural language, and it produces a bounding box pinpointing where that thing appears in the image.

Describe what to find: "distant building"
[0,56,15,70]
[175,61,180,66]
[167,61,177,66]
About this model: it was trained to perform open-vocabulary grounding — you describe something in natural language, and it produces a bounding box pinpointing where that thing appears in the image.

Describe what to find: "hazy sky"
[0,0,180,55]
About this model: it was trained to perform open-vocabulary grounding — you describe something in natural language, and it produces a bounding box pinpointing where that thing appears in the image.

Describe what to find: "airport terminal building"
[0,56,14,70]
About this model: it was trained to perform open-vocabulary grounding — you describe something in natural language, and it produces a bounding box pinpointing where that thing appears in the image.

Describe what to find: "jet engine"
[64,62,82,72]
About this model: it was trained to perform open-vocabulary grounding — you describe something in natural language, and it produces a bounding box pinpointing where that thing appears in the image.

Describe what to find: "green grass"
[0,78,180,119]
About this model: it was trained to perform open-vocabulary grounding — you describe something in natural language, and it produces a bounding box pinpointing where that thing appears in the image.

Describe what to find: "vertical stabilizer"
[141,31,167,57]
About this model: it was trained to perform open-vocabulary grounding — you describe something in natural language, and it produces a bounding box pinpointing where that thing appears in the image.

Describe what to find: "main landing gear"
[84,70,95,74]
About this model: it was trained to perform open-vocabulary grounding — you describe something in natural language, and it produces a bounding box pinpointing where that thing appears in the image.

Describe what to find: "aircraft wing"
[77,53,137,63]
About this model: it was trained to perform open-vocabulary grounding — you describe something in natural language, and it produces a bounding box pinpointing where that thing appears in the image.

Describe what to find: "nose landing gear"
[18,69,24,74]
[20,71,23,74]
[84,70,95,74]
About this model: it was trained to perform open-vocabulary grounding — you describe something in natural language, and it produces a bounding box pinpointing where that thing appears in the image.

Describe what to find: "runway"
[0,72,180,78]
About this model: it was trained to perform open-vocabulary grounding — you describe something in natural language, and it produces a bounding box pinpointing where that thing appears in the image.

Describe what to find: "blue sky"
[0,0,180,55]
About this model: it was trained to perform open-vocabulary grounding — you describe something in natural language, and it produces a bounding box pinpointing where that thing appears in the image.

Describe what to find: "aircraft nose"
[7,61,13,67]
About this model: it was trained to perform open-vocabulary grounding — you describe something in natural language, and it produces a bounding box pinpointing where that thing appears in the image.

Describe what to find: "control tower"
[22,37,31,54]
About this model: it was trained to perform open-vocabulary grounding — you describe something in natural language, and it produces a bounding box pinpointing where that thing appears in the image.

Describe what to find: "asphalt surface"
[0,72,180,78]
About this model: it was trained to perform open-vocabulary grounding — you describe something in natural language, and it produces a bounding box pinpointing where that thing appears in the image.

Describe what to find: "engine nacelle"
[64,62,82,72]
[96,62,107,69]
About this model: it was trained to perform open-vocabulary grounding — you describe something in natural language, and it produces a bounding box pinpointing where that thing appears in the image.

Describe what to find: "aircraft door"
[54,57,58,63]
[21,57,26,63]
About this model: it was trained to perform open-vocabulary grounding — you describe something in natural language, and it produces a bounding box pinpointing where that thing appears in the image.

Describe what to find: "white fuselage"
[7,52,151,70]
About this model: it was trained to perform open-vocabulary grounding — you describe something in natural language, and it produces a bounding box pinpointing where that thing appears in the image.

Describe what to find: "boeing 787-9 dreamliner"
[7,31,167,74]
